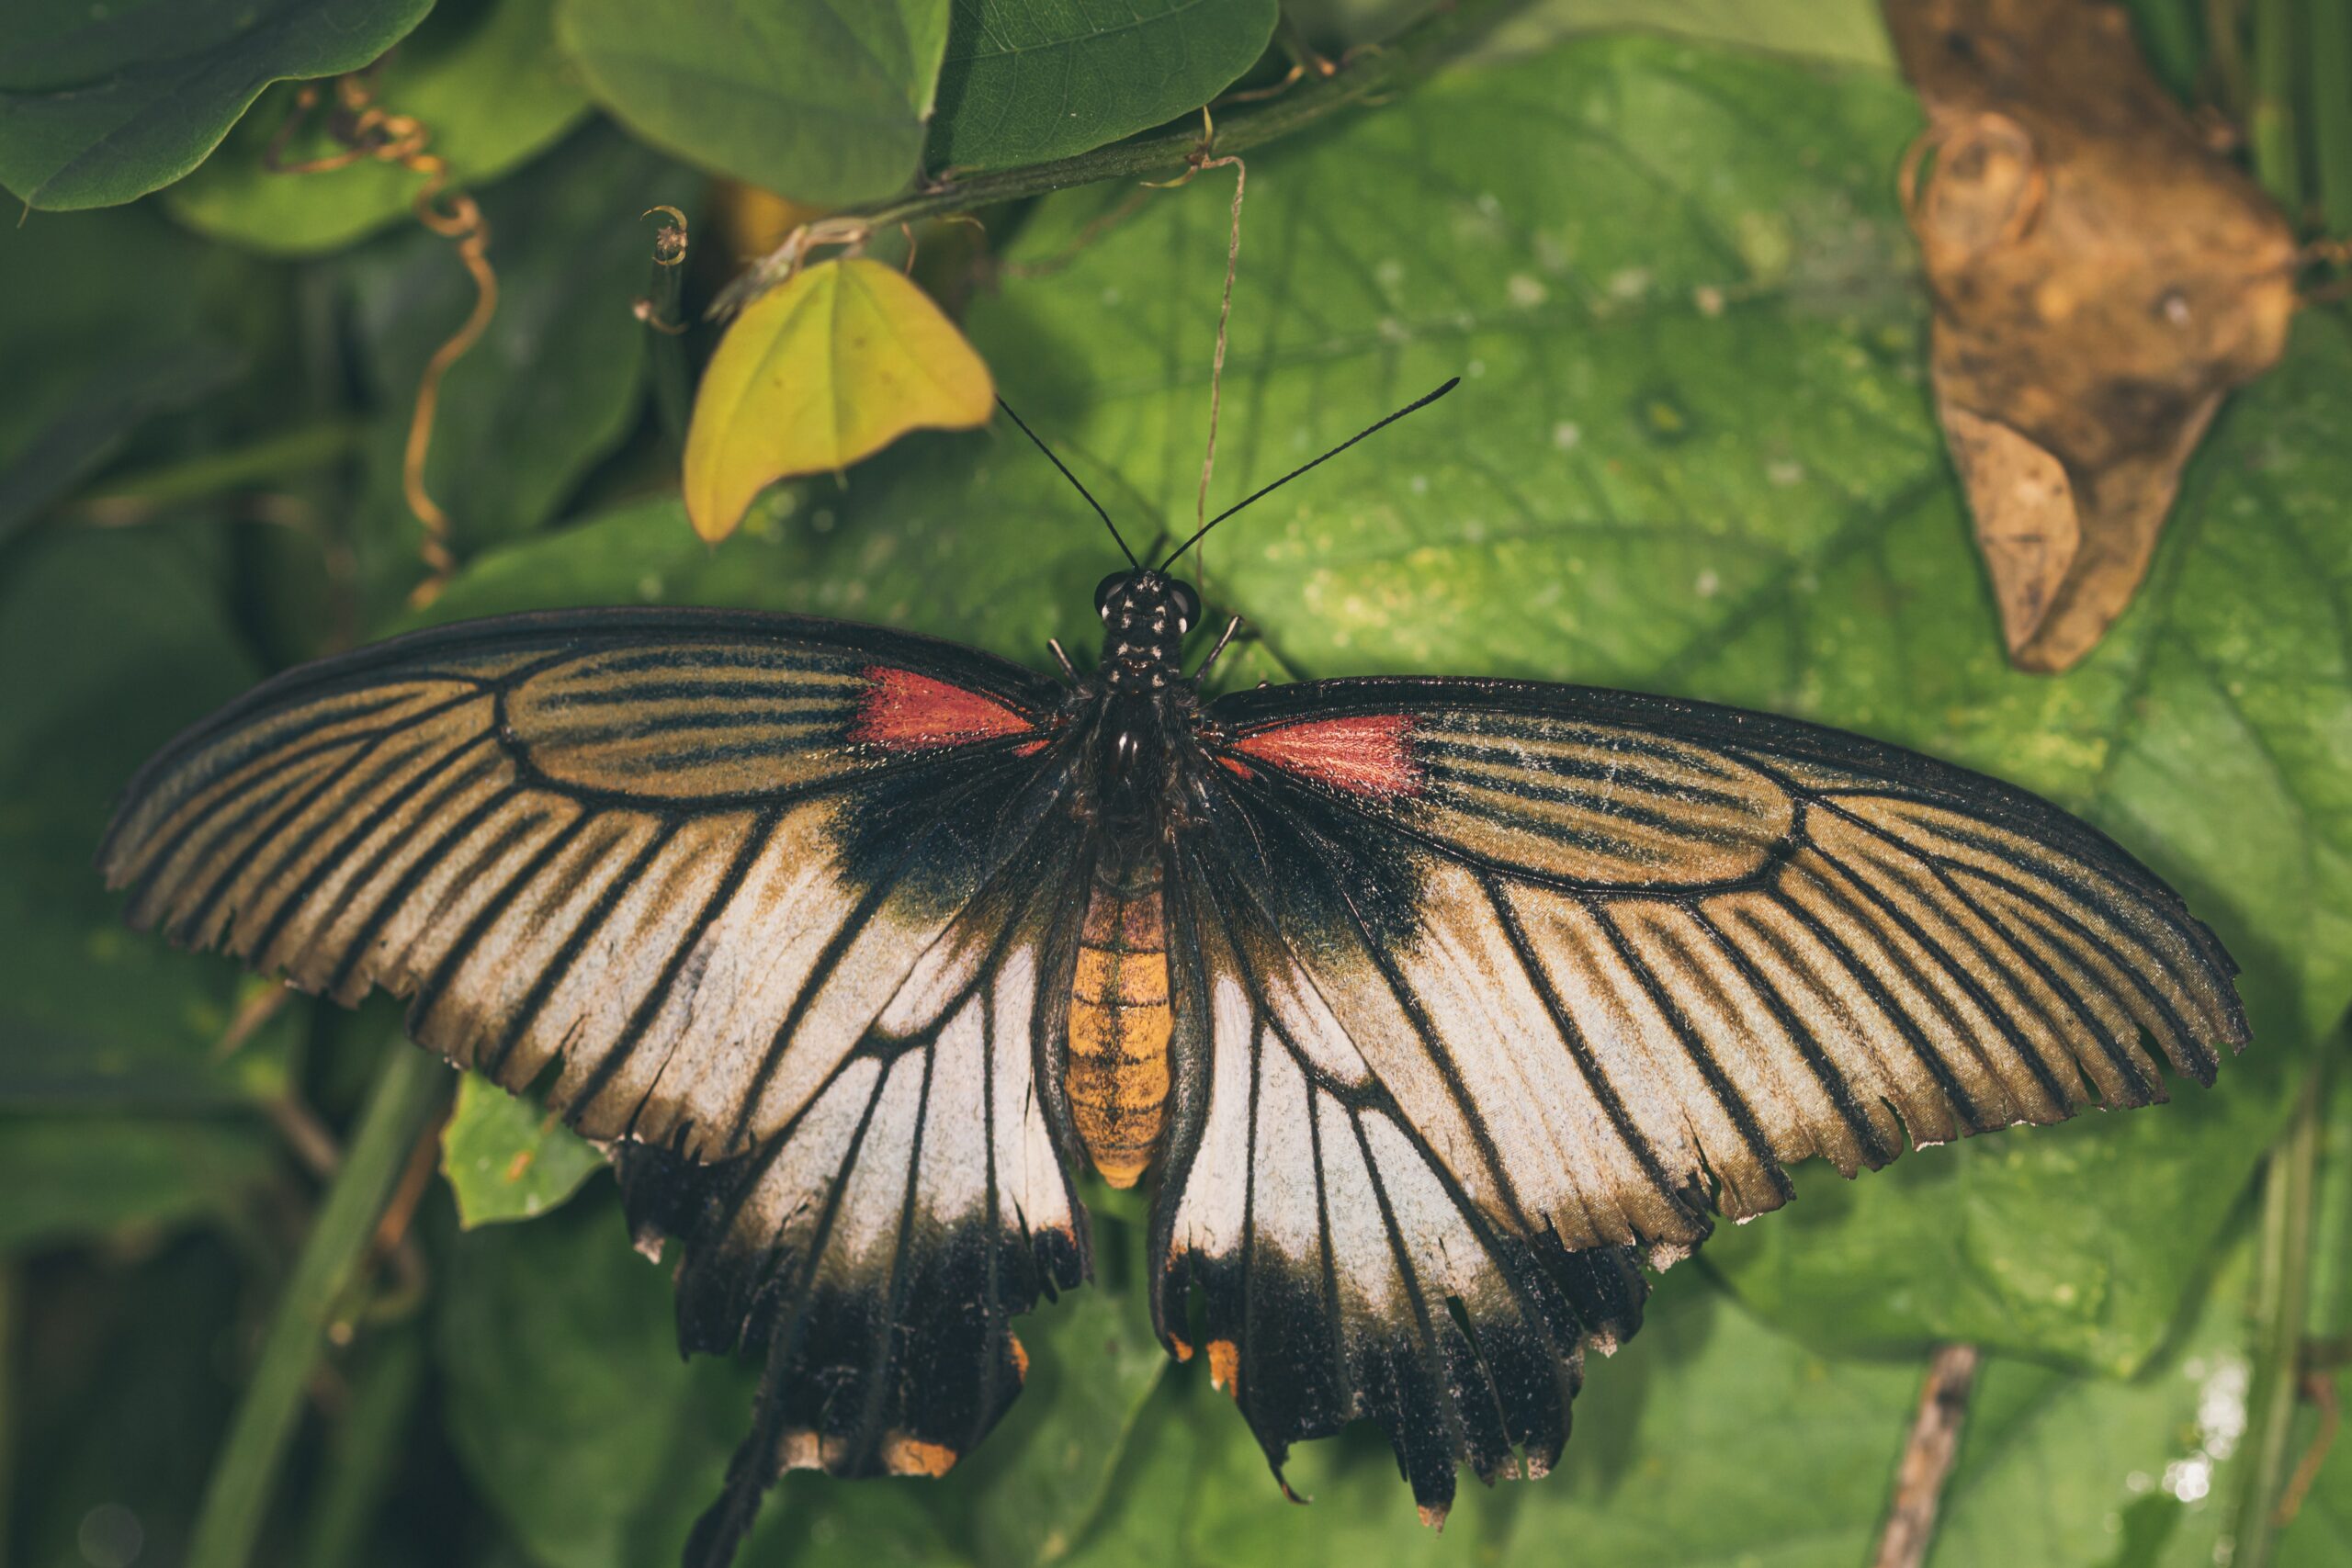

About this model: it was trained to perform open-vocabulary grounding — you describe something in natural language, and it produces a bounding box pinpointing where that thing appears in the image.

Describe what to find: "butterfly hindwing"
[623,807,1094,1567]
[97,608,1096,1534]
[1158,832,1647,1520]
[1163,674,2247,1512]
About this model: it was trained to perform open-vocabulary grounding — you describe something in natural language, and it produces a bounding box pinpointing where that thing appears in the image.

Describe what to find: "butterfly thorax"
[1095,571,1194,695]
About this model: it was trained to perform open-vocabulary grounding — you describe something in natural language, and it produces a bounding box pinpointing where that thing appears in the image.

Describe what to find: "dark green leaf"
[164,0,594,256]
[1495,1272,1916,1562]
[929,0,1279,170]
[0,0,434,209]
[338,121,697,614]
[436,1190,750,1568]
[7,1238,247,1567]
[555,0,950,204]
[0,525,287,1109]
[0,343,243,547]
[946,1213,1167,1568]
[438,1074,604,1228]
[0,1111,276,1252]
[0,206,258,544]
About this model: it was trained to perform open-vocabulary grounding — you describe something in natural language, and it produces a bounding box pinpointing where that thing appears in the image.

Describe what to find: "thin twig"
[1872,1343,1982,1568]
[263,1093,343,1182]
[266,72,499,607]
[2275,1370,2341,1528]
[401,183,495,607]
[1191,155,1248,586]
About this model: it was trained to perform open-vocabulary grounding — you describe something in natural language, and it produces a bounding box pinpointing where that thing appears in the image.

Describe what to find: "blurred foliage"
[4,3,2350,1568]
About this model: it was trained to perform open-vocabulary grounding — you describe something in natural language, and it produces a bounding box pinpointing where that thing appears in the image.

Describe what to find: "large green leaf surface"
[929,0,1280,169]
[431,36,2350,1380]
[555,0,950,204]
[0,0,434,209]
[1930,1235,2264,1568]
[165,0,593,255]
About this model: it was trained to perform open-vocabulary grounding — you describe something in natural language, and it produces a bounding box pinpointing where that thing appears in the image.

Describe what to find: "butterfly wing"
[1159,675,2246,1517]
[99,607,1092,1529]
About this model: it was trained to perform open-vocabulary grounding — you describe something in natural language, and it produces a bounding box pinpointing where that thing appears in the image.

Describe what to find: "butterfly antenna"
[1156,378,1461,571]
[995,395,1138,569]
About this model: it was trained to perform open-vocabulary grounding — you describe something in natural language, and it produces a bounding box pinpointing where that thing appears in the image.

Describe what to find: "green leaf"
[438,1073,605,1228]
[945,1213,1168,1568]
[436,1190,750,1568]
[928,0,1280,169]
[164,0,594,256]
[0,525,288,1109]
[1475,0,1895,68]
[1287,0,1894,69]
[1055,1270,1912,1562]
[441,35,2349,1379]
[0,206,253,544]
[0,0,434,210]
[1491,1272,1917,1563]
[555,0,952,205]
[7,1236,248,1567]
[2280,1362,2352,1568]
[0,1112,276,1252]
[1931,1234,2262,1568]
[337,121,697,614]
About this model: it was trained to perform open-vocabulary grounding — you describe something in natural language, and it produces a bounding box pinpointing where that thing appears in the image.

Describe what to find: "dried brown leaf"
[1887,0,2299,671]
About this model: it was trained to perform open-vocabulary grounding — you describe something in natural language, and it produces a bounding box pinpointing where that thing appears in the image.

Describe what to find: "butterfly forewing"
[97,608,1097,1539]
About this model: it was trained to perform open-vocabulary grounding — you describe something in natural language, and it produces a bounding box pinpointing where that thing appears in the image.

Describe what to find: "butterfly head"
[1093,570,1201,693]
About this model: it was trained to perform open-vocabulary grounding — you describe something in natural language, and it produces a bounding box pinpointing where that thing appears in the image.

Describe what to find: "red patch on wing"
[852,667,1035,750]
[1227,714,1420,797]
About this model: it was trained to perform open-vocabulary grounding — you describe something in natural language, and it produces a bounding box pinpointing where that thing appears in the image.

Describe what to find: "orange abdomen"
[1066,884,1172,1187]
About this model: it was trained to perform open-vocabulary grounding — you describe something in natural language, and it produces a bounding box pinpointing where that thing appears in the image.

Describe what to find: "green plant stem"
[844,0,1513,233]
[2128,0,2207,99]
[0,1264,15,1554]
[293,1324,425,1567]
[2309,1033,2352,1341]
[74,420,363,516]
[2249,0,2305,210]
[187,1043,447,1568]
[2233,1062,2327,1568]
[2312,0,2352,231]
[2208,0,2253,110]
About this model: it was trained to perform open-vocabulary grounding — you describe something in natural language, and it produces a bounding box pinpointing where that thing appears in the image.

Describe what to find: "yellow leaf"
[684,256,994,543]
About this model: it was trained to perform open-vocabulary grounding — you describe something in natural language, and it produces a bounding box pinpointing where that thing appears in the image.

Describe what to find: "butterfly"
[99,379,2247,1566]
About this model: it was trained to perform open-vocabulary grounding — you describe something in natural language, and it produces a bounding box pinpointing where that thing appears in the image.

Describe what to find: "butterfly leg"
[1192,616,1244,682]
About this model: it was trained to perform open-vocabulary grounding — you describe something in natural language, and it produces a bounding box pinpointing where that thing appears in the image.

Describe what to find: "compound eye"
[1093,571,1131,619]
[1169,581,1203,633]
